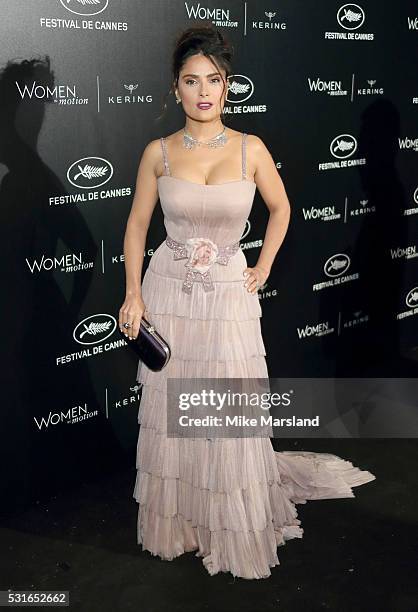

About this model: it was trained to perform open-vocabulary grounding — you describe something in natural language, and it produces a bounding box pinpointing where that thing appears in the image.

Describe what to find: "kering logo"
[60,0,109,17]
[342,310,369,330]
[125,84,138,95]
[257,281,278,300]
[324,253,351,278]
[349,199,376,218]
[330,134,358,159]
[252,10,287,30]
[226,75,254,103]
[67,157,113,189]
[337,4,365,30]
[107,83,153,105]
[73,313,117,345]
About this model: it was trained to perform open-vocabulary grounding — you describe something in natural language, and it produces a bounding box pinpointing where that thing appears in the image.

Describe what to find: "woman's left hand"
[243,265,270,294]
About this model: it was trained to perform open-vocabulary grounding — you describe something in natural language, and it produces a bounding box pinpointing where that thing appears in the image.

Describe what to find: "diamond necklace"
[182,126,227,149]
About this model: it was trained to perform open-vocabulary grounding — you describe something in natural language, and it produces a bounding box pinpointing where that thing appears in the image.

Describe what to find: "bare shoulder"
[139,138,163,176]
[143,137,162,157]
[245,133,267,153]
[161,130,183,143]
[225,128,263,150]
[244,134,271,179]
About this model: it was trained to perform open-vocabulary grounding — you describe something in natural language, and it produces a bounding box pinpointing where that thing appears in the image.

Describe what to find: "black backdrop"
[1,0,417,513]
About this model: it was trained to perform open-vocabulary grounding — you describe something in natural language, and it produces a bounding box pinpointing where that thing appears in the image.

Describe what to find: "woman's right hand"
[119,293,147,340]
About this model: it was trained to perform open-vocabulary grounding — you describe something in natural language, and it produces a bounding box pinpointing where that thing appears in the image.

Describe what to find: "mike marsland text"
[177,415,320,427]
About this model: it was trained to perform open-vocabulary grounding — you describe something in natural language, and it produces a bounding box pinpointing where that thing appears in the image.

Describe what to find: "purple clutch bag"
[134,316,171,372]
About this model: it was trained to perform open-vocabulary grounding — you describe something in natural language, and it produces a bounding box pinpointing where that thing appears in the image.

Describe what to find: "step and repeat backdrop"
[1,0,417,511]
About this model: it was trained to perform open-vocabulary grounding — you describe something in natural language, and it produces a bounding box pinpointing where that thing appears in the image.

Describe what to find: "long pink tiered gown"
[133,133,376,579]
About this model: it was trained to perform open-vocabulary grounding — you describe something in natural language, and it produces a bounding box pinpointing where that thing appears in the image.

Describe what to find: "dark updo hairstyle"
[156,22,234,125]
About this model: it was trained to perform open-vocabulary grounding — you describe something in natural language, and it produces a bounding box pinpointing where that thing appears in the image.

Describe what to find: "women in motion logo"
[60,0,109,17]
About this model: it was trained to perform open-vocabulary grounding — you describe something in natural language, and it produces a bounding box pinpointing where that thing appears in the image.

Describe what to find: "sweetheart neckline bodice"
[157,175,256,188]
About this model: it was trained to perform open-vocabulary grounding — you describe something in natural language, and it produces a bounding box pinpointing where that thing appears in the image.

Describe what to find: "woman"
[119,25,376,580]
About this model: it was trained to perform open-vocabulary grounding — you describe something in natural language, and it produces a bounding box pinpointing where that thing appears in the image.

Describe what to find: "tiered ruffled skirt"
[133,264,376,580]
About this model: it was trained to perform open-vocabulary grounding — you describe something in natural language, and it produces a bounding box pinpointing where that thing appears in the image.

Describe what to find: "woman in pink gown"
[119,25,376,580]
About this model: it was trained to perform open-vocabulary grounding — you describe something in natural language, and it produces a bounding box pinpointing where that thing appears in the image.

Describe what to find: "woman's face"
[175,53,228,121]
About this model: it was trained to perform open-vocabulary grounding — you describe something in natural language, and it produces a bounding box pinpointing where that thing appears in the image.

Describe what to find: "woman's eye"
[185,78,221,85]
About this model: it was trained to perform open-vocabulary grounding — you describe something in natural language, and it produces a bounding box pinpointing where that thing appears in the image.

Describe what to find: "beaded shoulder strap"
[242,132,247,180]
[160,137,170,176]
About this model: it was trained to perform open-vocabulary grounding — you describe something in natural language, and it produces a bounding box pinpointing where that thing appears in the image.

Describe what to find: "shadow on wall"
[0,57,122,516]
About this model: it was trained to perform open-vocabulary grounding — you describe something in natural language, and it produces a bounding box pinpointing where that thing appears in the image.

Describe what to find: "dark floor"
[1,438,417,612]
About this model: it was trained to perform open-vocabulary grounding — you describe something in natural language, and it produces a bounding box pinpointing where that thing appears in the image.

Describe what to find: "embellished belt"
[165,234,241,294]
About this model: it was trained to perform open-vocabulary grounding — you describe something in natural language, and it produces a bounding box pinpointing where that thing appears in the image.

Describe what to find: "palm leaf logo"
[67,0,101,6]
[73,164,108,181]
[228,81,251,95]
[332,139,355,153]
[79,321,112,339]
[341,9,362,24]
